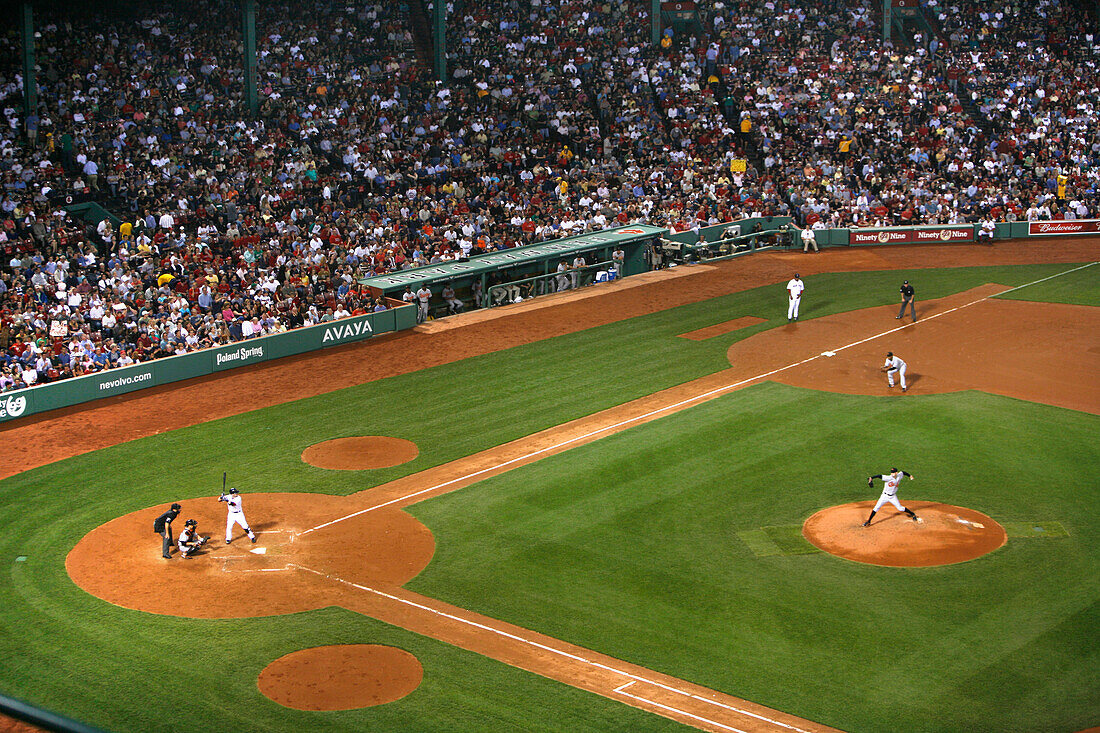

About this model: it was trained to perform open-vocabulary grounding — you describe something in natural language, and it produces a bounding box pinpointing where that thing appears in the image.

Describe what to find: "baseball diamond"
[2,240,1099,733]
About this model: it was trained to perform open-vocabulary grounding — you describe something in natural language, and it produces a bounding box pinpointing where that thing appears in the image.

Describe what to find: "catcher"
[177,519,209,558]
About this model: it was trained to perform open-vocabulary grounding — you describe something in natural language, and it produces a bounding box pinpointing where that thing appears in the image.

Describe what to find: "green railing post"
[242,0,258,117]
[433,0,446,81]
[21,2,36,120]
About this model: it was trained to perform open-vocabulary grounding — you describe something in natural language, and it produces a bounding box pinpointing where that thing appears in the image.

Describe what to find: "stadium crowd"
[0,0,1097,390]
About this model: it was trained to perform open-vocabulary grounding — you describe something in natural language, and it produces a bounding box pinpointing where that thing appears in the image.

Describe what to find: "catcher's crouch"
[177,519,209,558]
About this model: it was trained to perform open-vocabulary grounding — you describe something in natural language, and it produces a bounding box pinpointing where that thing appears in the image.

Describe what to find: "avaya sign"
[1028,220,1100,236]
[850,226,975,245]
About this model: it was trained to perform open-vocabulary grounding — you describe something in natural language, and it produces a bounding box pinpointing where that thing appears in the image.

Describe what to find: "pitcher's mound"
[258,644,423,710]
[302,436,418,470]
[803,501,1006,567]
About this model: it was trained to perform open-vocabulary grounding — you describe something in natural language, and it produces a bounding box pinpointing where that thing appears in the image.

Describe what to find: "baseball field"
[0,241,1098,733]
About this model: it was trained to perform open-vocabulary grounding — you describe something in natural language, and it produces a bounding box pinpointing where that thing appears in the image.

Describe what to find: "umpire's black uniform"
[154,504,182,559]
[897,280,916,321]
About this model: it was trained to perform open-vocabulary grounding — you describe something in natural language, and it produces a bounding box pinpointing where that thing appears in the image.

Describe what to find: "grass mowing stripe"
[1001,521,1069,538]
[736,530,783,557]
[760,526,821,555]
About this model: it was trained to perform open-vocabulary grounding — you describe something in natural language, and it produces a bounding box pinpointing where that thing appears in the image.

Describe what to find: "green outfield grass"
[0,262,1096,733]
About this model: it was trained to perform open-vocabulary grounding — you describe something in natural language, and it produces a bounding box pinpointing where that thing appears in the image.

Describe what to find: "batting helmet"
[229,488,239,494]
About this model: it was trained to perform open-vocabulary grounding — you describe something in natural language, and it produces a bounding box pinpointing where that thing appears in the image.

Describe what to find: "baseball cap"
[890,467,898,473]
[171,503,181,511]
[903,280,908,284]
[794,273,800,278]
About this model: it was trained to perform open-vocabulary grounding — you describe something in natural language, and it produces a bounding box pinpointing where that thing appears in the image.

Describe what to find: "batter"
[219,488,257,544]
[862,468,919,526]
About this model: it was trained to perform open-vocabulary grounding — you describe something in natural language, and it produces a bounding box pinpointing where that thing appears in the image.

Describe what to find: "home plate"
[250,547,267,555]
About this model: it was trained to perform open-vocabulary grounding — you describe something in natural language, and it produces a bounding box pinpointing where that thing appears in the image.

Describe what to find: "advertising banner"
[1027,220,1100,236]
[849,226,975,246]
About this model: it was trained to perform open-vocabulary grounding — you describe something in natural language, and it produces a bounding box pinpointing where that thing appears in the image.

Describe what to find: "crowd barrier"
[0,303,415,424]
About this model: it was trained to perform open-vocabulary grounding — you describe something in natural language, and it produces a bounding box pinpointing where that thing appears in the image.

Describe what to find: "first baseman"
[882,351,908,391]
[786,273,804,321]
[219,488,256,544]
[863,468,919,526]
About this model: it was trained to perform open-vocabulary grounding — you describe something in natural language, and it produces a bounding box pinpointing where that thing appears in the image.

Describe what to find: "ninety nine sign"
[1028,220,1100,236]
[850,226,975,245]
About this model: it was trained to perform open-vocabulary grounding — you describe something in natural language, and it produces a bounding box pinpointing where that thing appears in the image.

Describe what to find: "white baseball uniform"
[870,470,913,512]
[786,276,804,320]
[220,490,256,543]
[884,354,908,389]
[177,526,200,557]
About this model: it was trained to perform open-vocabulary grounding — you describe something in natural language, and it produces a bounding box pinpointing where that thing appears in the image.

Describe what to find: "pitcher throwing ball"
[862,468,919,526]
[219,487,257,544]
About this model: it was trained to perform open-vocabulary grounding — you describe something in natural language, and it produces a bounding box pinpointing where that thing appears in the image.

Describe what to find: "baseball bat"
[222,472,227,495]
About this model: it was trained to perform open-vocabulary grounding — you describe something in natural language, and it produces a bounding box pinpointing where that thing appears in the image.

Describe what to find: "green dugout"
[359,225,666,314]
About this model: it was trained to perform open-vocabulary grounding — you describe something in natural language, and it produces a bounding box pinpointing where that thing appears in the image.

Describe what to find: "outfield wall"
[0,304,416,424]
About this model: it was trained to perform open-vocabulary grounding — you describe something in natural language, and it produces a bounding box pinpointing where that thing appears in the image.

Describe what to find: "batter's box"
[1001,521,1069,538]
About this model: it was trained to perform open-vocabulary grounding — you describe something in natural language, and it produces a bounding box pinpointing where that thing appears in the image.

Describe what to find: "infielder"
[786,273,804,321]
[882,351,908,391]
[177,519,209,558]
[862,468,919,525]
[219,488,256,544]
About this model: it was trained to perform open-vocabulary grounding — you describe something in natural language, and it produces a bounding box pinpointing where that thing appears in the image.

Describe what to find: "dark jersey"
[153,508,180,533]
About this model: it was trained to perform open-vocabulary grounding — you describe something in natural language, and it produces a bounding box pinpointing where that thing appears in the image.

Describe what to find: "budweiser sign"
[850,226,975,245]
[1028,220,1100,236]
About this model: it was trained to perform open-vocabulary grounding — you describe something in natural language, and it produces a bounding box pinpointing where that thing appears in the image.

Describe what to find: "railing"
[487,259,620,307]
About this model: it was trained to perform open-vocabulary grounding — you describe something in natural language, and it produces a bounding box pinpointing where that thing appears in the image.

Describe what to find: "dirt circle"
[302,436,419,470]
[65,492,435,618]
[257,644,423,710]
[803,501,1007,567]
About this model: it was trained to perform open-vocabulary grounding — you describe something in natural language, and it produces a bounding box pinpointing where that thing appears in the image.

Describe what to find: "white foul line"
[297,261,1096,540]
[287,562,816,733]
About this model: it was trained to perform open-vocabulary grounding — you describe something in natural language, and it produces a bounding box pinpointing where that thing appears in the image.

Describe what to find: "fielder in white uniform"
[219,488,256,544]
[883,351,908,391]
[862,468,919,526]
[786,273,804,321]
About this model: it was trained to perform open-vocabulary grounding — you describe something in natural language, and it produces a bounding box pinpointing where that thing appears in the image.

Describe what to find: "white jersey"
[884,355,906,371]
[871,471,908,496]
[177,527,196,550]
[222,493,245,514]
[787,278,804,298]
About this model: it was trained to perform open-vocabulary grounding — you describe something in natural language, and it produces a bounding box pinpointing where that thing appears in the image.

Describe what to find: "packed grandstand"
[0,0,1096,390]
